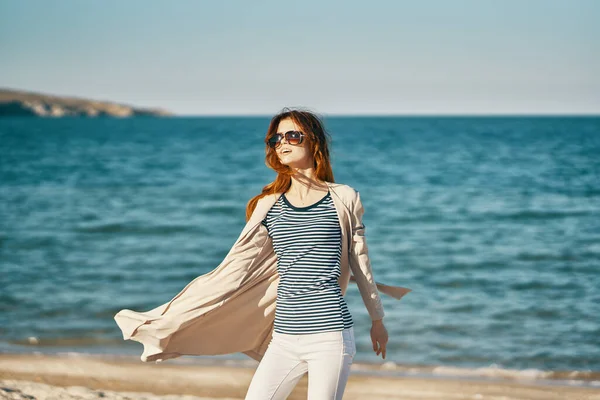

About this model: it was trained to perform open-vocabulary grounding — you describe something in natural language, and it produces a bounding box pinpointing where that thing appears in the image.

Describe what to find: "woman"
[245,108,388,399]
[114,108,411,399]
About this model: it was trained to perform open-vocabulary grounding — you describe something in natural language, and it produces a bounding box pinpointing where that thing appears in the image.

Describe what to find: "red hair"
[245,107,335,221]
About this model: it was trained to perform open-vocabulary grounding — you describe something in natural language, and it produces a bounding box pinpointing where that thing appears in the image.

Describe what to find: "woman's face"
[275,118,313,169]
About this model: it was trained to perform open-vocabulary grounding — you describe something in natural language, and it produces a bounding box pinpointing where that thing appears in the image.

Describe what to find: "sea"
[1,116,599,386]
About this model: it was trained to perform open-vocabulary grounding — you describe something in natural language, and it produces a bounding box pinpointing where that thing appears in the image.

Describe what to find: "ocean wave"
[482,209,594,221]
[73,222,203,235]
[349,361,600,387]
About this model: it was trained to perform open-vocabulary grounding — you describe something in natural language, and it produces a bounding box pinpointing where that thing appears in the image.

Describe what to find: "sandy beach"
[0,353,598,400]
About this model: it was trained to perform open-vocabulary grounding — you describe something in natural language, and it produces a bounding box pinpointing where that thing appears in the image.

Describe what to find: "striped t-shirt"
[261,190,354,334]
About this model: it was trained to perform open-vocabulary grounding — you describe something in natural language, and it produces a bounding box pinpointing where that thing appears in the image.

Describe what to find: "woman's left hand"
[370,318,389,359]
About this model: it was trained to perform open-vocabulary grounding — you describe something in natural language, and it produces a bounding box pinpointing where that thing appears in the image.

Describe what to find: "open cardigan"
[114,181,412,362]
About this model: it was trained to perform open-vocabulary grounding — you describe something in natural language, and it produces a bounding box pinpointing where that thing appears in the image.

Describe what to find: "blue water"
[1,116,599,379]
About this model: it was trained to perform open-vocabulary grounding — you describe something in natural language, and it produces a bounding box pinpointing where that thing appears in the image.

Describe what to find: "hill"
[0,88,173,117]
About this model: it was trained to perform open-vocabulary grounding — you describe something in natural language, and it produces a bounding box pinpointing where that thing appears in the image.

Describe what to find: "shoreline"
[1,353,599,400]
[2,346,599,388]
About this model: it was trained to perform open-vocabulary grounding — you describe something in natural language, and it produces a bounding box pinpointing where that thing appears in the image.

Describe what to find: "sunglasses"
[266,130,305,148]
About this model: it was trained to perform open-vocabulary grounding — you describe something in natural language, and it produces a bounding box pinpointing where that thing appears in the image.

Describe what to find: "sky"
[0,0,598,115]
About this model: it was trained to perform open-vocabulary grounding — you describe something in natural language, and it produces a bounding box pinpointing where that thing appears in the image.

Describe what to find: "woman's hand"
[370,318,389,359]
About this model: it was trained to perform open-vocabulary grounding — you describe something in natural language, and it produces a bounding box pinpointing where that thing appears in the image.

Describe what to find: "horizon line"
[166,113,600,118]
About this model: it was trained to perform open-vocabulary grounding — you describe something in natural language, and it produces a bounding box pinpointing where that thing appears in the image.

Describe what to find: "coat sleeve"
[349,190,386,321]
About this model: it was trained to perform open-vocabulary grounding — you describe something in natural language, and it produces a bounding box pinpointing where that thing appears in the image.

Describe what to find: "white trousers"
[245,327,357,400]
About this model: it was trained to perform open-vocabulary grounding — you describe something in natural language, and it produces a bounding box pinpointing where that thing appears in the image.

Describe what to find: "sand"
[1,353,599,400]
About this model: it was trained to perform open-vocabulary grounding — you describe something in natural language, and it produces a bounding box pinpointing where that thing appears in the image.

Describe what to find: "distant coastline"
[0,88,172,117]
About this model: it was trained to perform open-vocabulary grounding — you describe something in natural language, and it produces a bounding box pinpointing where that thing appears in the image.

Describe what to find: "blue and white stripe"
[262,191,354,334]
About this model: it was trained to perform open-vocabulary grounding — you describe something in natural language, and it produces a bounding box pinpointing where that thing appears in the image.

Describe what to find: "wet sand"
[1,353,599,400]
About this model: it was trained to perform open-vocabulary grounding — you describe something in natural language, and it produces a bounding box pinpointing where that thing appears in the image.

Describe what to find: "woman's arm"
[348,190,385,321]
[349,189,389,358]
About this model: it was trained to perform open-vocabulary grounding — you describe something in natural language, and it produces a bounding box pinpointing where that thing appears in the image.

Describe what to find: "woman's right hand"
[370,318,388,359]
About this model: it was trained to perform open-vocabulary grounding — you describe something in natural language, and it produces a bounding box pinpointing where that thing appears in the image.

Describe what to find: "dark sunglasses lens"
[287,131,302,144]
[267,135,281,147]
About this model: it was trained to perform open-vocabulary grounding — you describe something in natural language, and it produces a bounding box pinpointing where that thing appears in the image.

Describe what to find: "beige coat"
[114,181,411,362]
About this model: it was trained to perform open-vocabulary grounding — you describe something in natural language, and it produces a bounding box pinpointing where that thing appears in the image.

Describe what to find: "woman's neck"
[288,173,327,197]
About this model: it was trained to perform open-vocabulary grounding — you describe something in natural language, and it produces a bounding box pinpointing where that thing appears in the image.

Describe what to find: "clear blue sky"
[1,0,598,115]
